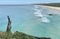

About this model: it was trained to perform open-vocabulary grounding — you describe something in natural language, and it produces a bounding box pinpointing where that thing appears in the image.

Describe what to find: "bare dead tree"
[5,16,12,39]
[6,16,11,32]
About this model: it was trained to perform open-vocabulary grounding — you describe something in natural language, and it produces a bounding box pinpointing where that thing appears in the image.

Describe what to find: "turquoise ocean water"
[0,5,60,39]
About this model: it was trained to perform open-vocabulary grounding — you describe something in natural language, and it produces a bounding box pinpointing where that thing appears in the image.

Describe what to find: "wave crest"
[34,5,50,23]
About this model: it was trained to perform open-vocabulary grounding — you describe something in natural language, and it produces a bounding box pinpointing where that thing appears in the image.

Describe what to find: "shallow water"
[0,5,60,39]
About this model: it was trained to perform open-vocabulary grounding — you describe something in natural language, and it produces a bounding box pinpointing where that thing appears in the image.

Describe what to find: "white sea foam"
[34,13,43,17]
[34,5,39,8]
[34,5,50,23]
[41,17,50,23]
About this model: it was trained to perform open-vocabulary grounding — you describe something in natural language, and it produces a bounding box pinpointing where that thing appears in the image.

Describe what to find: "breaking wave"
[33,5,50,23]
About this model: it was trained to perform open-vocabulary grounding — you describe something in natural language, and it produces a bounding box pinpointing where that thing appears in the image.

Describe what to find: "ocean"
[0,5,60,39]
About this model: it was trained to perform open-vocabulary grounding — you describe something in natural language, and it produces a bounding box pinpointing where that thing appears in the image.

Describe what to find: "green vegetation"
[12,31,37,39]
[0,31,37,39]
[36,3,60,7]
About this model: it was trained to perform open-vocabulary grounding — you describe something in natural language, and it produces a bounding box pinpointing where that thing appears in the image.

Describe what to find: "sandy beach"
[39,5,60,13]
